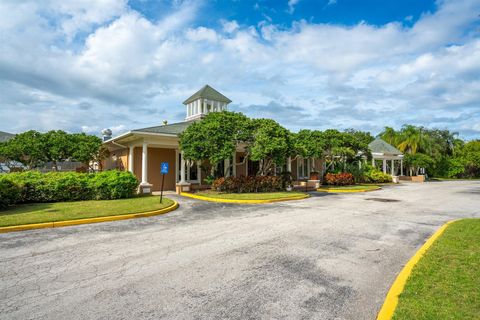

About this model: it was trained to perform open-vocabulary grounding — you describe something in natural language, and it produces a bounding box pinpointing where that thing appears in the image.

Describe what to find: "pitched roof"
[0,131,15,143]
[368,138,402,155]
[183,85,232,105]
[133,120,195,136]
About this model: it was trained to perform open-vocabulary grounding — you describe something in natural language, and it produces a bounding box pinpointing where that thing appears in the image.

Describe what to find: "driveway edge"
[317,186,381,193]
[180,192,310,203]
[376,220,456,320]
[0,200,179,234]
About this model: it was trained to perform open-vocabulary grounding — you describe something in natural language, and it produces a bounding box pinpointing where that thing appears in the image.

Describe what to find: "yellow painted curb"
[180,192,310,204]
[376,220,456,320]
[317,186,381,193]
[0,200,179,234]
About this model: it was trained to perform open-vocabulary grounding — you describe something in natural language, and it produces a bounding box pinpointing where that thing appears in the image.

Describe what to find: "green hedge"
[0,171,138,208]
[362,170,392,183]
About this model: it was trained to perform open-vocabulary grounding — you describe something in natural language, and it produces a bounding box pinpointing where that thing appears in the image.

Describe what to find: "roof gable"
[368,138,402,155]
[183,85,232,105]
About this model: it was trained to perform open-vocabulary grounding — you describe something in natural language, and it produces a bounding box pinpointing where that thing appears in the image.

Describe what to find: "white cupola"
[182,85,232,121]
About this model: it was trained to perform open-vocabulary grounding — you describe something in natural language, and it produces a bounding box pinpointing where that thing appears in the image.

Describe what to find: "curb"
[180,192,310,204]
[0,200,179,234]
[317,186,381,193]
[376,220,456,320]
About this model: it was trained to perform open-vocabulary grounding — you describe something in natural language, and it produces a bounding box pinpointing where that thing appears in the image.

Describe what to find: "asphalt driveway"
[1,181,479,320]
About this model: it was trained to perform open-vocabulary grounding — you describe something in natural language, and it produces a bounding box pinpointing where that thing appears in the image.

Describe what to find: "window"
[297,157,310,179]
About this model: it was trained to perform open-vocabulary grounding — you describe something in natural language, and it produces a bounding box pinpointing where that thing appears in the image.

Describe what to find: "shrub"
[0,179,21,209]
[362,170,392,183]
[324,172,355,186]
[212,175,283,193]
[0,170,139,207]
[90,170,138,200]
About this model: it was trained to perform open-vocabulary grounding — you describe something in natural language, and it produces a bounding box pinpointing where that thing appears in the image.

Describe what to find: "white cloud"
[287,0,300,14]
[0,0,480,138]
[221,20,239,33]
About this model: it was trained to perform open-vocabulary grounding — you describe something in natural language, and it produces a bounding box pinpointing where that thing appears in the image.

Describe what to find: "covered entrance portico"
[368,138,404,177]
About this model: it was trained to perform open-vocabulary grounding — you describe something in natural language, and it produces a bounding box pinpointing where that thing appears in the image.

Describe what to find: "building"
[368,138,404,176]
[103,85,322,192]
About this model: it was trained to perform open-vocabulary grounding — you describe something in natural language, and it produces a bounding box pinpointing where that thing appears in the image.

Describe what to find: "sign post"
[160,162,169,203]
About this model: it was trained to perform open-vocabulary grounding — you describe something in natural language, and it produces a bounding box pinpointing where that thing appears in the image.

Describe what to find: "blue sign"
[161,162,169,174]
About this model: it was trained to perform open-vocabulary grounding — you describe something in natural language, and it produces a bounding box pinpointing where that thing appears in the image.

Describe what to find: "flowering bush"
[212,175,283,193]
[324,172,355,186]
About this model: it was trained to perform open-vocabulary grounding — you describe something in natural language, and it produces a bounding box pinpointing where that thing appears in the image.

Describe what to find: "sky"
[0,0,479,139]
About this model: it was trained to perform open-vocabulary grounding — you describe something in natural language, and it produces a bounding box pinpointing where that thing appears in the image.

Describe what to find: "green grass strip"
[392,219,480,320]
[0,196,174,227]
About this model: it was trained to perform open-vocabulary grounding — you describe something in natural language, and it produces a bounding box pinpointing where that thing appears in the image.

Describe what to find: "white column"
[141,142,149,184]
[287,156,292,172]
[391,159,395,176]
[175,149,179,182]
[180,151,186,183]
[382,159,387,174]
[400,159,404,176]
[372,158,375,167]
[225,158,230,177]
[195,100,199,115]
[128,146,134,173]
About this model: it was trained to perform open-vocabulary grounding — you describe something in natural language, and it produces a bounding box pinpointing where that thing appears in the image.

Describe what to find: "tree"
[462,140,480,177]
[397,125,429,155]
[179,111,253,177]
[42,130,74,171]
[249,118,293,175]
[404,153,434,176]
[0,130,45,168]
[293,129,325,160]
[379,126,399,146]
[71,133,107,170]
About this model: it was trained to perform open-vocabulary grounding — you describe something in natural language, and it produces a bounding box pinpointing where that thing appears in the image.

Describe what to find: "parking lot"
[1,181,479,320]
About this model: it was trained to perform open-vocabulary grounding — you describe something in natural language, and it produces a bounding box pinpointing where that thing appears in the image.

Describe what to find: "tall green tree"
[0,130,45,168]
[179,111,253,176]
[42,130,74,171]
[249,118,293,175]
[71,133,108,170]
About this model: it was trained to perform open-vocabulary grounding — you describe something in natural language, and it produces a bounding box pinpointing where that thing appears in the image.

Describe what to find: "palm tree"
[397,125,429,155]
[379,126,399,146]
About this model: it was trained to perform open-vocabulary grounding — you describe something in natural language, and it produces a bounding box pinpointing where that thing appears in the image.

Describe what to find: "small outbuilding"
[368,138,404,176]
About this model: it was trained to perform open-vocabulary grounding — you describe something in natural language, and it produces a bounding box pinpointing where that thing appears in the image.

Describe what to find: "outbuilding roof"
[182,85,232,105]
[0,131,15,143]
[368,138,402,155]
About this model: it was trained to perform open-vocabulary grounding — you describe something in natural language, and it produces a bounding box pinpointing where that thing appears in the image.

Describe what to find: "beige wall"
[133,147,176,191]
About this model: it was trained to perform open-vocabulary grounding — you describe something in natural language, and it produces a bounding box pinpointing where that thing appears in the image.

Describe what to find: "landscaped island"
[0,196,174,227]
[317,184,380,192]
[392,219,480,319]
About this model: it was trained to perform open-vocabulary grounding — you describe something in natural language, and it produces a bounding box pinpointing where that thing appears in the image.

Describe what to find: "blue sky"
[1,0,479,139]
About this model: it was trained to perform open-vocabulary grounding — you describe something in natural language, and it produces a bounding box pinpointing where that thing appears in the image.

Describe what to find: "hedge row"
[0,171,139,209]
[212,175,283,193]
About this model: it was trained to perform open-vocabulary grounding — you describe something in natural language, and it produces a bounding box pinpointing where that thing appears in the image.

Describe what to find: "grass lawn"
[0,196,174,227]
[317,184,380,191]
[392,219,480,320]
[195,191,307,200]
[431,177,480,181]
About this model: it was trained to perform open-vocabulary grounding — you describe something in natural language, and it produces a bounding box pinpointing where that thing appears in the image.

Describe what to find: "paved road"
[1,181,479,320]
